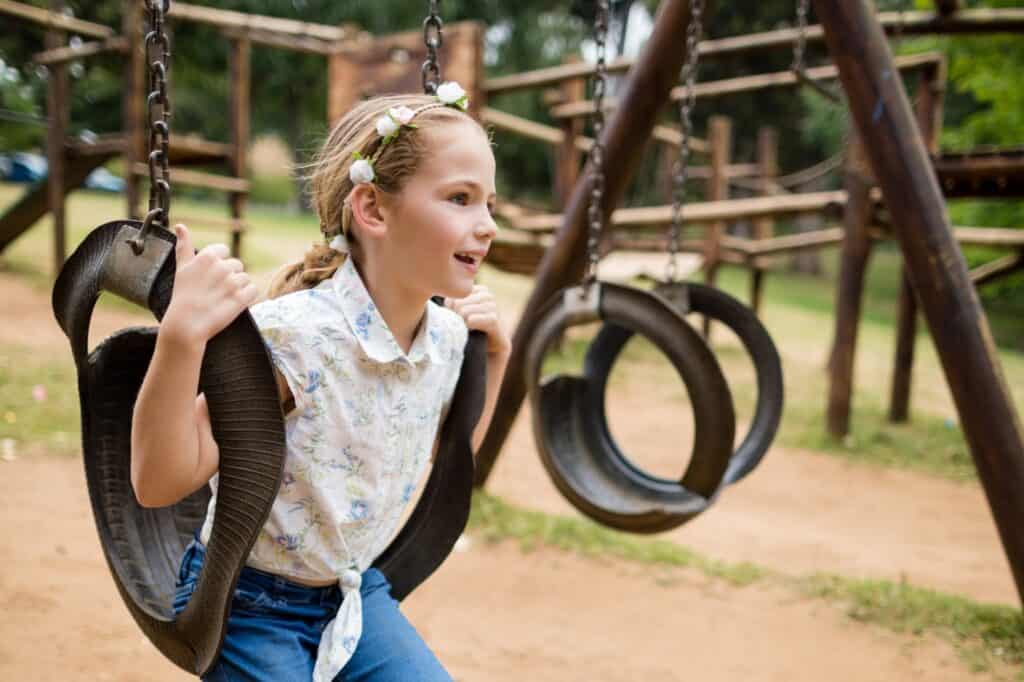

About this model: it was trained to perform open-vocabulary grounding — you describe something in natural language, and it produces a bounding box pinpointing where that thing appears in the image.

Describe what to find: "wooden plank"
[168,2,348,42]
[482,10,1024,94]
[550,53,940,120]
[0,0,113,39]
[953,226,1024,247]
[33,36,128,66]
[969,252,1024,287]
[131,164,250,193]
[505,190,848,233]
[222,27,336,55]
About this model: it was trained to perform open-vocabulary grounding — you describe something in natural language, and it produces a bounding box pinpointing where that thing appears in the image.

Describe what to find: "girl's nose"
[475,214,498,240]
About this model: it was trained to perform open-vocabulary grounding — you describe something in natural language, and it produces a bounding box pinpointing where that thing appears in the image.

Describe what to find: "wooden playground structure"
[2,0,1024,606]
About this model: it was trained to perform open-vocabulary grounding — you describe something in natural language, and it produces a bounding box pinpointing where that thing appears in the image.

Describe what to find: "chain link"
[133,0,173,254]
[666,0,704,283]
[583,0,610,288]
[421,0,443,95]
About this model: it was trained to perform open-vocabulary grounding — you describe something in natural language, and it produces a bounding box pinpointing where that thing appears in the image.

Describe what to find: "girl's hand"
[161,224,259,348]
[445,284,511,356]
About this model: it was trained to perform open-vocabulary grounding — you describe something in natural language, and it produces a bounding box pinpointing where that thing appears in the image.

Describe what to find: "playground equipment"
[3,0,1023,610]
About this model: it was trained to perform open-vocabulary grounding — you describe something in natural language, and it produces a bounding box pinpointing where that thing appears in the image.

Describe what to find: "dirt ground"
[0,271,1017,680]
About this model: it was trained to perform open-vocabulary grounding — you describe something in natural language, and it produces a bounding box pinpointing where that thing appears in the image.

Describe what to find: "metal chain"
[133,0,173,254]
[421,0,443,95]
[666,0,704,283]
[790,0,840,103]
[583,0,610,288]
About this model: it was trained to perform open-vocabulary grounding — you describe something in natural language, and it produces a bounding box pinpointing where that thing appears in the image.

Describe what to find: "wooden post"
[814,0,1024,606]
[703,115,731,337]
[750,126,778,314]
[826,133,874,438]
[45,0,68,271]
[889,60,945,422]
[473,0,708,486]
[555,55,585,210]
[228,36,251,260]
[123,0,145,220]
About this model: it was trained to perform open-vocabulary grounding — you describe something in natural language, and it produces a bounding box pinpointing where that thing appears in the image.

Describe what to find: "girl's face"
[379,119,498,301]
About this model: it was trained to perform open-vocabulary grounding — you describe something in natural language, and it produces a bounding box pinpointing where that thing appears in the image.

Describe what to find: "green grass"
[470,490,1024,676]
[0,341,80,457]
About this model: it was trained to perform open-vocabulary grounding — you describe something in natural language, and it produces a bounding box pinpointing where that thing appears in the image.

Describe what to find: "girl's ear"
[348,183,387,238]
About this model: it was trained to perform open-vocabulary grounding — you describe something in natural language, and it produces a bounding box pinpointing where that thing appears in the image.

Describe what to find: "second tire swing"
[523,0,784,534]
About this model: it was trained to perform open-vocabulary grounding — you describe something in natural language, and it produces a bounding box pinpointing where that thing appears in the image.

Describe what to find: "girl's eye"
[449,192,469,205]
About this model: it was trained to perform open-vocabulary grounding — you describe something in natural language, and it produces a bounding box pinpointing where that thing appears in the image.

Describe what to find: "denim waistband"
[182,537,347,608]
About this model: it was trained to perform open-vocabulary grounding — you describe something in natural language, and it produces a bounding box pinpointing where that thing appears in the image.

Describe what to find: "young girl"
[130,86,510,681]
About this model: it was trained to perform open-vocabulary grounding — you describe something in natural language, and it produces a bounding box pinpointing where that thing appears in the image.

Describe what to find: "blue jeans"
[173,538,452,682]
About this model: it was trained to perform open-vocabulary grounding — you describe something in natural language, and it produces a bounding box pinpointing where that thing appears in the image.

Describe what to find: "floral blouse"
[198,255,467,681]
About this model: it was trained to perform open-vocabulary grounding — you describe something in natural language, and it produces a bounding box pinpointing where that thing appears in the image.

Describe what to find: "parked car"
[0,151,125,192]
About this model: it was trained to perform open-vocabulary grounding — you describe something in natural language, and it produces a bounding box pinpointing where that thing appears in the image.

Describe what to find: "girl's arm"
[130,224,260,508]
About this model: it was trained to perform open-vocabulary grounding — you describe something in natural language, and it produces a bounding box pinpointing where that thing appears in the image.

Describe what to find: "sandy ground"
[0,454,1001,681]
[0,271,1017,680]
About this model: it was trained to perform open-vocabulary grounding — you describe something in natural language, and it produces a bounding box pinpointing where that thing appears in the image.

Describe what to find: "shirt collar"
[331,256,448,365]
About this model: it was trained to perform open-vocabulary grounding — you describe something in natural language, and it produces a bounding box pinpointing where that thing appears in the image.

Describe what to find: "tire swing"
[51,2,484,676]
[587,0,783,488]
[523,0,736,535]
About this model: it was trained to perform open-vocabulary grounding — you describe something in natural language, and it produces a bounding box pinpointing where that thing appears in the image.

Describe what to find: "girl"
[130,86,510,681]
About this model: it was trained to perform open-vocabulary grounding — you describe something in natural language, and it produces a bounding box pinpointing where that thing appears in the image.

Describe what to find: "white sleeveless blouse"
[198,255,467,680]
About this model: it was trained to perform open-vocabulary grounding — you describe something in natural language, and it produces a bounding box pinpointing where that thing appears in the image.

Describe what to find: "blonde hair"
[266,94,483,299]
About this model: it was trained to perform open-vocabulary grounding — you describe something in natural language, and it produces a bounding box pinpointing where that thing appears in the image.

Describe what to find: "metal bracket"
[99,223,173,308]
[656,282,691,316]
[563,283,602,326]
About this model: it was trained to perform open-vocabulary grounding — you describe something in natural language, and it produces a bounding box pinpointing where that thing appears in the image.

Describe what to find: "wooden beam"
[815,0,1024,607]
[33,36,128,66]
[969,252,1024,287]
[889,57,946,425]
[550,53,939,120]
[504,190,847,233]
[482,11,1021,94]
[167,2,349,42]
[827,135,875,438]
[229,36,251,259]
[703,115,731,337]
[131,164,250,193]
[221,27,337,55]
[45,0,68,270]
[953,226,1024,247]
[480,107,710,156]
[0,0,113,39]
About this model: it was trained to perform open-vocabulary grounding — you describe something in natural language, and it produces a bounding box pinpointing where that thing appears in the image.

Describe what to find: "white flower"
[329,232,349,253]
[390,106,416,125]
[436,81,468,109]
[376,114,400,138]
[349,158,375,184]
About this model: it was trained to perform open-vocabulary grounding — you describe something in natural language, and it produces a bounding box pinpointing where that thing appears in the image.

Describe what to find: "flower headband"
[348,81,469,187]
[325,82,470,253]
